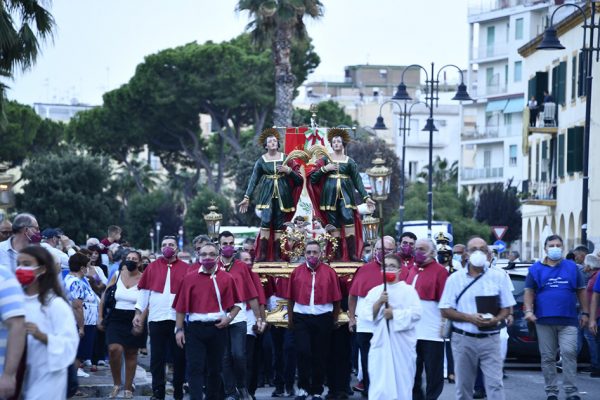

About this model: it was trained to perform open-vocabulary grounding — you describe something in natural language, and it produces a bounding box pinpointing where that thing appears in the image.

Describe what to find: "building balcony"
[461,167,504,181]
[520,179,557,206]
[468,0,531,16]
[472,43,509,61]
[462,124,521,141]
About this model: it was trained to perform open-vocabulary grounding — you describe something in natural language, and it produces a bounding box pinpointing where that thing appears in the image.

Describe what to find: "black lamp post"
[537,1,599,245]
[374,100,429,238]
[384,63,472,238]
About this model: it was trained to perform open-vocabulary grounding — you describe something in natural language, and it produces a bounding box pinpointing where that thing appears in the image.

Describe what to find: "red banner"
[285,127,309,154]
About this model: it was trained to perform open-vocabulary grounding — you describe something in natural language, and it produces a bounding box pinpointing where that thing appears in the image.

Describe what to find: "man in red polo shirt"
[288,241,342,400]
[217,231,264,400]
[347,235,396,395]
[405,238,448,400]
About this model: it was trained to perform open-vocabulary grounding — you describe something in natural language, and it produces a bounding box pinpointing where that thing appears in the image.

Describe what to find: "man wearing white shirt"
[0,213,40,273]
[40,228,74,271]
[133,236,191,400]
[439,236,516,400]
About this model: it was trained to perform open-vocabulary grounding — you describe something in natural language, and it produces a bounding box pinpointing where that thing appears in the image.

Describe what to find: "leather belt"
[328,174,349,179]
[452,327,500,338]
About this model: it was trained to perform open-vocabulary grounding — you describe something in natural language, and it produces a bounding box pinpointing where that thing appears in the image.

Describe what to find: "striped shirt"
[0,264,26,375]
[439,266,515,334]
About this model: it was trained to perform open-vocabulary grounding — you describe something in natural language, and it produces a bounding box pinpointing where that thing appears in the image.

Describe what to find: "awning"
[504,97,525,114]
[485,99,507,112]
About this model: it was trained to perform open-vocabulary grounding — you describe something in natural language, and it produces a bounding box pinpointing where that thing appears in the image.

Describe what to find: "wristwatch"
[174,327,184,334]
[581,312,590,317]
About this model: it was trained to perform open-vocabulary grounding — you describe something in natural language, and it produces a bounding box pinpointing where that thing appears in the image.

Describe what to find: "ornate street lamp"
[366,155,392,288]
[203,203,223,241]
[374,100,429,238]
[389,63,472,237]
[536,1,599,245]
[362,214,380,247]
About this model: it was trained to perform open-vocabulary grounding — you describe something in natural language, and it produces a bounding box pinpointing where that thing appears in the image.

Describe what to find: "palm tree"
[237,0,323,127]
[0,0,55,125]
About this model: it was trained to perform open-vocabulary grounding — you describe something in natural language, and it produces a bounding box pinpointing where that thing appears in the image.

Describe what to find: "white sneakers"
[77,368,90,378]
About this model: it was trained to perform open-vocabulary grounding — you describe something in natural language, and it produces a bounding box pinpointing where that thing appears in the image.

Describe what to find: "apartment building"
[518,1,600,259]
[460,0,554,198]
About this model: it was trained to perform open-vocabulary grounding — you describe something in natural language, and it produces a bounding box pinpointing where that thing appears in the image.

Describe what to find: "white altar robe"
[364,281,422,400]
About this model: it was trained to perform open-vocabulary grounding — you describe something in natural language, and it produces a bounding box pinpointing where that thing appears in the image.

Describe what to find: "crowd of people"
[0,211,598,400]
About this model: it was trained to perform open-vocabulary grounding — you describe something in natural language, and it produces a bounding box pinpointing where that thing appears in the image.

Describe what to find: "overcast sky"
[7,0,470,106]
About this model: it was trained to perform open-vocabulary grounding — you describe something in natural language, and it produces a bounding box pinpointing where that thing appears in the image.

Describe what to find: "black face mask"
[124,260,138,272]
[437,253,451,265]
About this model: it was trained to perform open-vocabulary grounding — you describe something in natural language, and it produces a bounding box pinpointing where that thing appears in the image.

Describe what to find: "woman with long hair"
[98,250,147,399]
[16,246,79,399]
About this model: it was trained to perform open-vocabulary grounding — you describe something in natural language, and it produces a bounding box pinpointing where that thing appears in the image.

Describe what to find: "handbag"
[102,271,121,326]
[442,271,485,339]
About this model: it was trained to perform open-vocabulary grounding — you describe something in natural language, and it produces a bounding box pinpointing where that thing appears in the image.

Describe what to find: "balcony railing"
[521,179,557,202]
[461,167,504,181]
[468,0,533,16]
[462,124,521,140]
[473,43,509,60]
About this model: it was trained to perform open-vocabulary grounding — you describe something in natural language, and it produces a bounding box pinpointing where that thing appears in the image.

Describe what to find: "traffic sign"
[493,240,506,253]
[491,226,508,241]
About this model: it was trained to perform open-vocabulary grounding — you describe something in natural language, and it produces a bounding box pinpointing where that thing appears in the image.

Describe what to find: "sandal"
[123,390,133,399]
[108,385,121,398]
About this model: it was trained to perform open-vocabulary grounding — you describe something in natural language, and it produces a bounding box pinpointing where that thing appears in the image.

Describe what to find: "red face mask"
[382,271,397,283]
[15,266,39,286]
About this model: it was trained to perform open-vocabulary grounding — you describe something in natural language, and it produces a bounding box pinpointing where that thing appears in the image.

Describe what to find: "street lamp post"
[366,155,392,289]
[537,1,600,245]
[155,222,162,254]
[374,100,429,237]
[149,230,155,254]
[390,63,472,238]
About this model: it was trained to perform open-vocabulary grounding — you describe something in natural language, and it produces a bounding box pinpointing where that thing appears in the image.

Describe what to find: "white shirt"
[40,242,71,271]
[409,274,443,341]
[135,267,176,322]
[115,275,139,311]
[355,296,375,333]
[22,294,79,400]
[439,267,516,334]
[0,238,18,273]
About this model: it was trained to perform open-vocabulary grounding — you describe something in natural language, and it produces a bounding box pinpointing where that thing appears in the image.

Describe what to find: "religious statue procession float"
[205,107,393,327]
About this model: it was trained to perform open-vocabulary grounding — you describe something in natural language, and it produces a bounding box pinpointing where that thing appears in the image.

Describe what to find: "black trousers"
[149,320,186,399]
[445,339,454,376]
[185,321,226,400]
[246,334,259,395]
[327,325,352,396]
[271,326,296,392]
[222,321,247,395]
[355,332,373,391]
[413,339,445,400]
[293,312,333,396]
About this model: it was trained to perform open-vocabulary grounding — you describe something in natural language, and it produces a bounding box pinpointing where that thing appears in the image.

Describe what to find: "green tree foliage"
[237,0,324,127]
[418,156,458,187]
[16,151,119,243]
[402,182,490,244]
[123,190,183,249]
[0,100,64,166]
[346,138,401,221]
[475,181,522,244]
[0,0,54,125]
[292,100,355,127]
[184,188,234,240]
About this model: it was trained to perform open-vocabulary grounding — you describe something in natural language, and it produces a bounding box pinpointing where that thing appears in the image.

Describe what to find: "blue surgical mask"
[453,254,462,263]
[363,252,372,262]
[547,247,563,261]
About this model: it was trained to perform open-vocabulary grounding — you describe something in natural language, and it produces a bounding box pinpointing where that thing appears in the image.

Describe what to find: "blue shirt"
[525,259,585,326]
[0,265,25,375]
[594,274,600,293]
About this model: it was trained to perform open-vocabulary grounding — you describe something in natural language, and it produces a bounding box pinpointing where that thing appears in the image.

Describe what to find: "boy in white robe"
[364,254,422,400]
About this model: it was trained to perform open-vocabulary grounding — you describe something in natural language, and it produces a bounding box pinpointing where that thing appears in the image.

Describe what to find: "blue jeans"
[583,321,600,369]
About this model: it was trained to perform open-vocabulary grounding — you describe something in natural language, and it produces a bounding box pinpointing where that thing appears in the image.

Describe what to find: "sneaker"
[77,368,90,378]
[97,360,108,367]
[295,388,308,400]
[352,381,365,393]
[83,360,92,367]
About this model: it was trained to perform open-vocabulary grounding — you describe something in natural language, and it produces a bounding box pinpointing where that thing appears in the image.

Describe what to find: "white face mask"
[469,250,488,268]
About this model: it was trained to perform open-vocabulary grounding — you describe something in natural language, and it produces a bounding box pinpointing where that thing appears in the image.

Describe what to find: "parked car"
[505,263,589,362]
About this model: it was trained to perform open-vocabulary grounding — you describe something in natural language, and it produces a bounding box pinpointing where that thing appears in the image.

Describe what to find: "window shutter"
[574,126,584,172]
[567,128,576,174]
[571,56,577,101]
[578,50,587,96]
[558,61,567,105]
[558,133,565,178]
